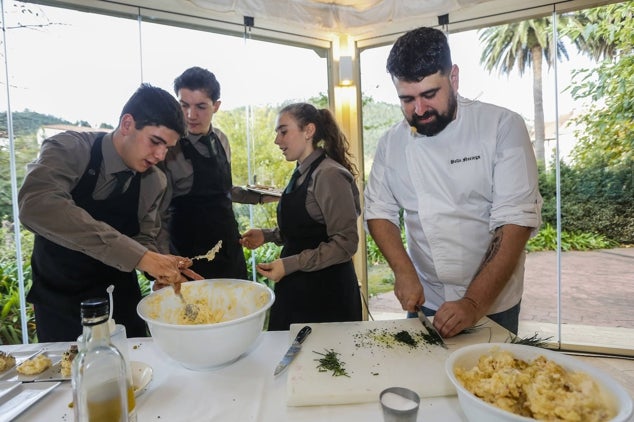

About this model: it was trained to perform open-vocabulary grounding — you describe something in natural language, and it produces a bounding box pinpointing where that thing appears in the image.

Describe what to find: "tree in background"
[0,111,76,219]
[564,1,633,169]
[477,2,625,165]
[479,18,570,164]
[361,96,403,177]
[214,103,294,234]
[561,1,633,244]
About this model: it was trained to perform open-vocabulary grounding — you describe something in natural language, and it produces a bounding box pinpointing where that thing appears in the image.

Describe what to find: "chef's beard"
[408,93,457,137]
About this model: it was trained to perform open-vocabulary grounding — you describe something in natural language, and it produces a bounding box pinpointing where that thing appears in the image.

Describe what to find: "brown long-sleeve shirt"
[262,149,361,275]
[18,131,166,272]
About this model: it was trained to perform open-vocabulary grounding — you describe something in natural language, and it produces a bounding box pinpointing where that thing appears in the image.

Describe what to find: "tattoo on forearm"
[472,228,503,279]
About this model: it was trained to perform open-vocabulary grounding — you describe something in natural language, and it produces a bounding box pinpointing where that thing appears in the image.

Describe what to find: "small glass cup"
[380,387,420,422]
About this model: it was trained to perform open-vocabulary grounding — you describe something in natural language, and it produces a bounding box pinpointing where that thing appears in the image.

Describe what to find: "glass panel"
[359,45,402,320]
[1,1,140,343]
[554,2,633,353]
[1,0,329,341]
[360,3,633,354]
[453,24,559,343]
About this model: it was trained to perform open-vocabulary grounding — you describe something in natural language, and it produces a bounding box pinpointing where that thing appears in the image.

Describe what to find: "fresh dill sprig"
[314,349,350,377]
[507,332,553,348]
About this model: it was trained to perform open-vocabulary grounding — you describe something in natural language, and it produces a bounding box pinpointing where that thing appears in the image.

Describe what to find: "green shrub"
[243,242,282,290]
[539,162,633,244]
[527,223,618,252]
[0,222,36,344]
[367,264,395,296]
[366,234,386,265]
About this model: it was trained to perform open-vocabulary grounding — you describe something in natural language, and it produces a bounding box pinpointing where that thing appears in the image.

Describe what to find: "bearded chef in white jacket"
[364,26,542,338]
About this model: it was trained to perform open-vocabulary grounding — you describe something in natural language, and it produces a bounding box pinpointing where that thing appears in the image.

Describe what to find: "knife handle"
[295,325,312,344]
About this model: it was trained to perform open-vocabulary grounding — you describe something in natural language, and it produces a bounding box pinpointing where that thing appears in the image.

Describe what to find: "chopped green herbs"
[393,330,417,347]
[420,331,445,346]
[352,327,441,350]
[314,349,350,377]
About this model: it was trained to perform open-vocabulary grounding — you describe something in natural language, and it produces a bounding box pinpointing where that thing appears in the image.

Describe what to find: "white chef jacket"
[364,96,542,314]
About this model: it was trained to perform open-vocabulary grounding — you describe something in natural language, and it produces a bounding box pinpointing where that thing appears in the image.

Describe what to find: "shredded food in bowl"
[176,298,224,324]
[454,348,615,421]
[145,282,269,325]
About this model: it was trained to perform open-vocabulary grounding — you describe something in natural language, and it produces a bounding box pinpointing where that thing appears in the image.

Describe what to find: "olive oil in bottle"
[72,298,136,422]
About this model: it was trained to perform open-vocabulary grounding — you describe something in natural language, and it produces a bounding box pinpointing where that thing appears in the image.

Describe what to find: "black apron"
[168,135,247,279]
[28,135,147,342]
[268,155,362,331]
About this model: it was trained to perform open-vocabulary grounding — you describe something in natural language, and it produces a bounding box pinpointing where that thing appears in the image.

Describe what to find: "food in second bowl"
[454,347,615,421]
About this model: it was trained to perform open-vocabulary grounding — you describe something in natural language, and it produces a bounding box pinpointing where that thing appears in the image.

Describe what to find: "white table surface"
[3,331,468,422]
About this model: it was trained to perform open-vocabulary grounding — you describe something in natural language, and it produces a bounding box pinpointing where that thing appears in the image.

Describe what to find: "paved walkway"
[369,247,634,329]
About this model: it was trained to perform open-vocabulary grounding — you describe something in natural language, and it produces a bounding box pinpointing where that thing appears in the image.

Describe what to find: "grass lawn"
[367,263,394,297]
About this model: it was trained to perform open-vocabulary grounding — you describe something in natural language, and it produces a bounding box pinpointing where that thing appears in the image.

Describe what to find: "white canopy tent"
[31,0,618,47]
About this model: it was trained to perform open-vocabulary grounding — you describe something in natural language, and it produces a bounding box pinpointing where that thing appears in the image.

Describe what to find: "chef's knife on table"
[417,306,448,349]
[274,325,312,376]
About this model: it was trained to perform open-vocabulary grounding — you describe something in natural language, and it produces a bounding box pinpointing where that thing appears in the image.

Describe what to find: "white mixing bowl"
[446,343,633,422]
[137,279,274,370]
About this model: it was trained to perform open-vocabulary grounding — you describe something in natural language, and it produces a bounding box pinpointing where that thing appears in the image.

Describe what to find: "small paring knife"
[274,325,312,376]
[417,306,448,349]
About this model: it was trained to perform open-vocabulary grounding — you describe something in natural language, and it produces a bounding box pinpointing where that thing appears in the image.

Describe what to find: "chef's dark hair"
[280,102,358,179]
[119,83,187,137]
[386,26,453,82]
[174,66,221,102]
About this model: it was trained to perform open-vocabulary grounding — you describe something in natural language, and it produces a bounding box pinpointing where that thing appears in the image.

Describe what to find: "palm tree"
[479,18,569,164]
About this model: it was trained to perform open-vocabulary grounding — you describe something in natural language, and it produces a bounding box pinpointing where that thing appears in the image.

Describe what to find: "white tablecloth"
[5,332,468,421]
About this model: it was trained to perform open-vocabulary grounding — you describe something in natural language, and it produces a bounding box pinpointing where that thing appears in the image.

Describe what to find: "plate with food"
[0,345,76,383]
[246,184,282,197]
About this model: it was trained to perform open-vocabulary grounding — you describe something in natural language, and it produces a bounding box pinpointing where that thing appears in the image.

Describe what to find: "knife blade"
[417,306,448,349]
[274,325,312,376]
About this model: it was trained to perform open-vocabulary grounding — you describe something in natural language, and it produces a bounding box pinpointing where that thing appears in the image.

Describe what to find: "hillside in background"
[0,110,73,136]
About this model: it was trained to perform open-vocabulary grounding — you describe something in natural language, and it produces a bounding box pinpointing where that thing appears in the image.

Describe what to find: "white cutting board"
[286,317,510,406]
